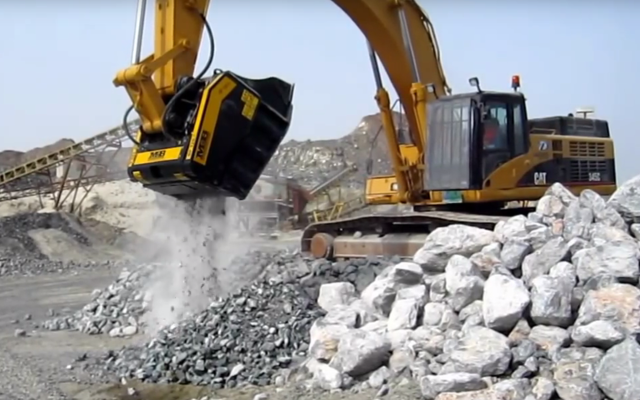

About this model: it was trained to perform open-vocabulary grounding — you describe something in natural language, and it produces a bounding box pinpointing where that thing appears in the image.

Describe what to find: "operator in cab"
[483,117,502,150]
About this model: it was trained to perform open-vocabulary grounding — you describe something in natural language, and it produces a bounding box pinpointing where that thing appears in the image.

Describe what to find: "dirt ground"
[0,269,422,400]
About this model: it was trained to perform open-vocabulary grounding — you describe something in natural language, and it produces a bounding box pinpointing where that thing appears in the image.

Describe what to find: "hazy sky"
[1,1,639,180]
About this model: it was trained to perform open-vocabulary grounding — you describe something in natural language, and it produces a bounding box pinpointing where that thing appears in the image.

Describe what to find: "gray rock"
[526,226,554,251]
[528,212,544,224]
[317,282,357,311]
[529,275,573,328]
[536,194,567,219]
[360,277,399,317]
[567,237,589,255]
[508,319,532,345]
[607,174,640,223]
[530,376,556,400]
[458,300,483,328]
[571,320,625,349]
[563,200,594,241]
[573,240,640,284]
[423,302,459,332]
[388,262,424,285]
[500,238,532,270]
[444,255,485,311]
[388,347,415,374]
[449,326,511,376]
[329,329,391,377]
[554,347,603,400]
[395,284,428,306]
[630,223,640,240]
[410,326,446,355]
[413,225,496,272]
[511,339,536,365]
[309,360,343,391]
[588,224,633,246]
[429,274,447,302]
[522,237,570,286]
[580,189,626,229]
[528,325,570,356]
[494,215,529,244]
[376,384,390,397]
[386,329,412,350]
[492,378,531,399]
[468,243,502,276]
[323,305,360,328]
[387,297,421,331]
[419,373,486,399]
[583,274,619,292]
[368,365,392,389]
[482,271,530,332]
[549,261,577,286]
[575,283,640,335]
[595,338,640,400]
[546,182,578,206]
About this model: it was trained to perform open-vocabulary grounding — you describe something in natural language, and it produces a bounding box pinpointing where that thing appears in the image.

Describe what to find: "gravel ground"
[3,178,640,400]
[0,266,423,400]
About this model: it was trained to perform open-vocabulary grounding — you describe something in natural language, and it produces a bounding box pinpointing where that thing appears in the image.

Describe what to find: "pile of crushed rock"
[0,212,130,276]
[60,176,640,400]
[264,112,406,187]
[42,249,394,339]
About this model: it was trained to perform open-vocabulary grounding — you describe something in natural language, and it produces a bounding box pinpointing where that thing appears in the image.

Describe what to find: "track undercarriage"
[301,206,535,260]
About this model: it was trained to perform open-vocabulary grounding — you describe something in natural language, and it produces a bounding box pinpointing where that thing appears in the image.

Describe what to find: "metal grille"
[568,141,606,158]
[569,160,608,182]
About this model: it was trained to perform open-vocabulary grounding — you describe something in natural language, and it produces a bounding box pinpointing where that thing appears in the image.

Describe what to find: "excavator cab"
[423,81,616,201]
[424,90,529,191]
[127,71,295,201]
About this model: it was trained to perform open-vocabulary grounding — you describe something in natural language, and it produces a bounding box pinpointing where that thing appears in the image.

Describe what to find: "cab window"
[483,102,509,151]
[513,102,527,155]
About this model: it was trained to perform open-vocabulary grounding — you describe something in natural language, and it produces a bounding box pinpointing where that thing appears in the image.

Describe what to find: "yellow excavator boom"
[116,0,451,204]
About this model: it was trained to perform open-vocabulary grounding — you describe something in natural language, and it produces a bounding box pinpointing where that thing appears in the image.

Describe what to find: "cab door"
[423,99,474,191]
[479,96,528,187]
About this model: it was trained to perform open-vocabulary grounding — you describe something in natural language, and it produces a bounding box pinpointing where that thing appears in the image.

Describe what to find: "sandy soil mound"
[0,180,160,238]
[0,211,132,265]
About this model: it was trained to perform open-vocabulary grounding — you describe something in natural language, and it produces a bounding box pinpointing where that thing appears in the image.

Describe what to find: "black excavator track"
[301,208,535,260]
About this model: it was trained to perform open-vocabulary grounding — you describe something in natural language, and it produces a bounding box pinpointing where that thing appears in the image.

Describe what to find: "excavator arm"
[116,0,450,203]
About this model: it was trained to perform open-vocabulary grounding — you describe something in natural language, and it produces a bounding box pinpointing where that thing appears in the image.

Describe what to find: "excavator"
[119,0,617,260]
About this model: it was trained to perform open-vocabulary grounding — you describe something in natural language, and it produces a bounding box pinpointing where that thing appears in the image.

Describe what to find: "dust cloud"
[136,195,247,336]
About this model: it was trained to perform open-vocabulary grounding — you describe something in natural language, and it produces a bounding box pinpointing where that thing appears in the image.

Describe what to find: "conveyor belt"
[0,121,138,188]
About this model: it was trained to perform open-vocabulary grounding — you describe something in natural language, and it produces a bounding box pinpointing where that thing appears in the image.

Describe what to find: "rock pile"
[264,112,406,187]
[42,266,152,335]
[0,259,124,277]
[44,249,393,342]
[105,279,324,388]
[0,212,90,260]
[0,211,128,276]
[299,181,640,400]
[72,252,393,387]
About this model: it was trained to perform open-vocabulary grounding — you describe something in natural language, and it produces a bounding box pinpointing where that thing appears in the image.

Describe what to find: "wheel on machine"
[310,232,335,259]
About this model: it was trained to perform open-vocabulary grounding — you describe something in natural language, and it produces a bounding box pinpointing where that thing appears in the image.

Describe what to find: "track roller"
[310,232,334,259]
